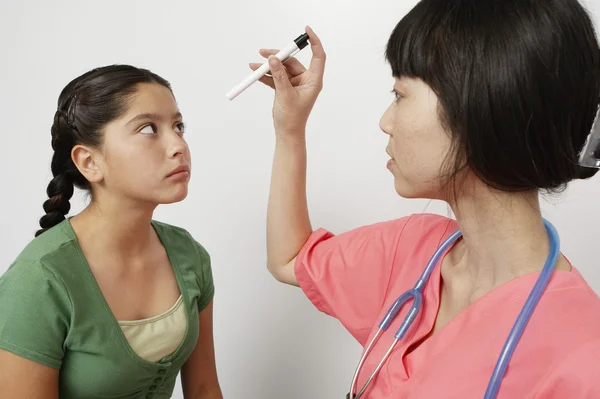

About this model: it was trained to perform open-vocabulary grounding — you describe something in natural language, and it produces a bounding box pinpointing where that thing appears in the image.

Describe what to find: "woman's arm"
[252,26,327,285]
[266,135,311,286]
[0,349,59,398]
[181,302,222,399]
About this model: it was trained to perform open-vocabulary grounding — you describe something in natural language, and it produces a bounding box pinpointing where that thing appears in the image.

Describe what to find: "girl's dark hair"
[386,0,600,192]
[36,65,171,237]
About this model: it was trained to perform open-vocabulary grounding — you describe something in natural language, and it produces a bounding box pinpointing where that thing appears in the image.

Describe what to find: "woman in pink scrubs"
[251,0,600,397]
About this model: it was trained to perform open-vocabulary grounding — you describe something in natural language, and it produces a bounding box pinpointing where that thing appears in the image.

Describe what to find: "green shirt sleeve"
[193,241,215,312]
[0,259,71,369]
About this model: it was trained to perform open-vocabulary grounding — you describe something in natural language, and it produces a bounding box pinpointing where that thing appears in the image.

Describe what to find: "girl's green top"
[0,218,214,399]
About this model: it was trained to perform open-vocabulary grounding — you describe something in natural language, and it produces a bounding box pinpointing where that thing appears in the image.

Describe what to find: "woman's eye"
[391,90,402,102]
[140,124,158,135]
[174,122,185,134]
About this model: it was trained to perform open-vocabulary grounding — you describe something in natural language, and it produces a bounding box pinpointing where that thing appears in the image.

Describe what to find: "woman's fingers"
[305,26,326,80]
[257,74,275,89]
[249,63,302,87]
[259,49,308,77]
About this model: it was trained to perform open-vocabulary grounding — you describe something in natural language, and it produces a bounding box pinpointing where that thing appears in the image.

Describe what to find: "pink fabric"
[295,213,600,398]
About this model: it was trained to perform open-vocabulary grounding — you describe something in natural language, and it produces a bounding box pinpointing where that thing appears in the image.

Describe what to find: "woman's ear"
[71,145,104,184]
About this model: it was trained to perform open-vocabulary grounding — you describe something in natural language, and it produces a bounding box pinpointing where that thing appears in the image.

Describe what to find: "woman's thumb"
[268,56,293,94]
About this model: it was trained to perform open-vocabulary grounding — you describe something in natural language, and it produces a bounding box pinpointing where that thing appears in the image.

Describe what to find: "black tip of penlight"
[294,33,310,49]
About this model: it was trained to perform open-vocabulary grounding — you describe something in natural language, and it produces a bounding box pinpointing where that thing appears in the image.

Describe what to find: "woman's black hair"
[36,65,171,237]
[386,0,600,192]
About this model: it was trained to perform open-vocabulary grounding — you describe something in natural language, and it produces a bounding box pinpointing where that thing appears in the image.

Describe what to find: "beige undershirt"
[118,295,187,363]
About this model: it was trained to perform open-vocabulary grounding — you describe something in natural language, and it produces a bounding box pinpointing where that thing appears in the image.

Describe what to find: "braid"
[36,172,74,237]
[36,110,80,237]
[34,64,173,236]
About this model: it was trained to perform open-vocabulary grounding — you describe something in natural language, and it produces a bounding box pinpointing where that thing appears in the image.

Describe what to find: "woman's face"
[380,77,454,200]
[90,83,192,205]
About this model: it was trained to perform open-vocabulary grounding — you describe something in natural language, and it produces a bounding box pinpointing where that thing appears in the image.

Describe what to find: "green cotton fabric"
[0,219,214,399]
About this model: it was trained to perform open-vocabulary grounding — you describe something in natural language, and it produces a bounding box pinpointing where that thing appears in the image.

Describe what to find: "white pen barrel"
[226,64,271,100]
[226,41,300,100]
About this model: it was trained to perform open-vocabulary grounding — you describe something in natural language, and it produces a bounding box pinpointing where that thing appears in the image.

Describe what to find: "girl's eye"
[174,122,185,134]
[140,124,158,135]
[391,89,402,102]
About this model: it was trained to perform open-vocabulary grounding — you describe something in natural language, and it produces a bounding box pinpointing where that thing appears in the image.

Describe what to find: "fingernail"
[268,56,278,68]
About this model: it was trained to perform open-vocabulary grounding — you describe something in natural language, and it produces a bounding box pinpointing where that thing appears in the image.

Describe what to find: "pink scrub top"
[295,214,600,398]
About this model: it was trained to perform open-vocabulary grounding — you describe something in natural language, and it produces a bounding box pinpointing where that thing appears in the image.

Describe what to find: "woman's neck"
[70,193,157,258]
[444,182,569,300]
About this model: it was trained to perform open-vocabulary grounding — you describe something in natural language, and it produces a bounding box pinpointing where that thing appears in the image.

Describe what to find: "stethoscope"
[347,219,560,399]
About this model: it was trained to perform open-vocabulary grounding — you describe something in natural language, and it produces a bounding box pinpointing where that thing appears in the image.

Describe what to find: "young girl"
[0,65,222,398]
[256,0,600,397]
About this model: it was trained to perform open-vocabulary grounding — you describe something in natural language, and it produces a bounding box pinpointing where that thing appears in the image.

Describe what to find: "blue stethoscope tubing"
[348,219,560,399]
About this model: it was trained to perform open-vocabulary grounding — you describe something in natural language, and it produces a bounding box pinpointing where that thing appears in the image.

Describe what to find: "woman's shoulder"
[548,268,600,334]
[363,212,455,231]
[13,219,76,263]
[152,218,206,241]
[533,337,600,397]
[151,220,210,265]
[302,213,456,271]
[0,223,75,369]
[151,221,214,307]
[4,219,80,282]
[151,219,193,238]
[403,212,457,233]
[307,213,456,259]
[0,231,73,356]
[348,212,457,243]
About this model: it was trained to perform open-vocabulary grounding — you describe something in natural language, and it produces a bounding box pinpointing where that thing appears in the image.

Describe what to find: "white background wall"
[0,1,598,398]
